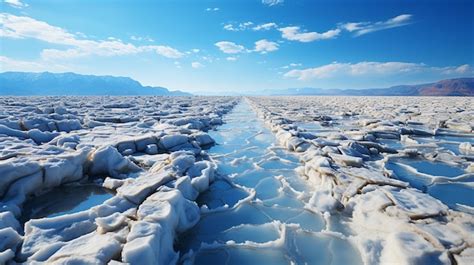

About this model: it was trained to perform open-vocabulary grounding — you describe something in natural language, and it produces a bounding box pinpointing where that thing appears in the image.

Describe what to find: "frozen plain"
[0,96,473,265]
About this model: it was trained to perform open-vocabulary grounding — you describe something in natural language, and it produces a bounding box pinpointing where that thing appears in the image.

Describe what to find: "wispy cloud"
[205,7,219,12]
[279,26,341,42]
[226,57,237,61]
[341,14,413,36]
[4,0,28,9]
[0,55,68,72]
[224,22,278,32]
[226,14,413,43]
[223,22,254,31]
[262,0,283,6]
[215,40,279,55]
[254,39,279,53]
[253,22,278,31]
[130,35,154,42]
[284,61,473,80]
[281,63,302,69]
[0,13,184,60]
[215,41,246,54]
[191,62,204,68]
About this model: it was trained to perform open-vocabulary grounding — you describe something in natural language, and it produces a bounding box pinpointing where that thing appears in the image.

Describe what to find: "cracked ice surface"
[247,96,474,265]
[177,100,362,265]
[1,95,473,265]
[0,96,238,264]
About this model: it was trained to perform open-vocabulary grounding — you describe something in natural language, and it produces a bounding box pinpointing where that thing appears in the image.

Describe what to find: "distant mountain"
[0,72,191,96]
[265,78,474,96]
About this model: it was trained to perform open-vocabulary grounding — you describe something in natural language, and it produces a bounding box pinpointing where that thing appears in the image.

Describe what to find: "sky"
[1,0,473,94]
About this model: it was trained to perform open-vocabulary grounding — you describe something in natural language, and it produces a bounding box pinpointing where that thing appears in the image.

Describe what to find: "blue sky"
[1,0,473,94]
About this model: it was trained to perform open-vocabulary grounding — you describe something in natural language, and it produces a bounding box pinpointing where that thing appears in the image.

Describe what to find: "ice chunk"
[385,187,448,219]
[0,227,22,257]
[117,171,174,205]
[42,231,123,264]
[159,134,189,150]
[329,153,363,167]
[88,145,141,178]
[0,124,28,139]
[193,133,215,146]
[27,129,59,144]
[122,221,175,265]
[0,158,41,197]
[380,231,450,265]
[96,212,127,233]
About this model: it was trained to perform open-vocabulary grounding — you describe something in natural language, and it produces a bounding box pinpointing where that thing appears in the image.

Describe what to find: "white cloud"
[281,63,302,69]
[225,21,277,32]
[0,13,183,60]
[4,0,28,9]
[253,22,278,31]
[226,57,237,61]
[284,61,473,80]
[279,26,341,42]
[216,40,279,55]
[254,39,279,53]
[191,48,200,53]
[0,55,42,71]
[191,62,204,68]
[341,14,413,36]
[152,46,183,59]
[223,21,253,31]
[205,7,219,12]
[440,64,471,75]
[0,55,68,72]
[262,0,283,6]
[223,24,236,31]
[130,35,154,42]
[215,41,246,54]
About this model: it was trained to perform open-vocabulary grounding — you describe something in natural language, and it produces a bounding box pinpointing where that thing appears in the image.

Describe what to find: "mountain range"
[263,78,474,96]
[0,72,472,96]
[0,72,191,96]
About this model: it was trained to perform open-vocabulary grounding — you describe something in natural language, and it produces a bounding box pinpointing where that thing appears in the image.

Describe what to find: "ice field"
[0,96,473,264]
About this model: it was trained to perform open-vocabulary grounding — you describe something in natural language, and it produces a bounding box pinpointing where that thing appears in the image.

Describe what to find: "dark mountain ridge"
[265,78,474,96]
[0,72,191,96]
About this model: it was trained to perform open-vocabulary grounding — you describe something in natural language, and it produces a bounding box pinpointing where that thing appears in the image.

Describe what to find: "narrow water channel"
[177,100,362,265]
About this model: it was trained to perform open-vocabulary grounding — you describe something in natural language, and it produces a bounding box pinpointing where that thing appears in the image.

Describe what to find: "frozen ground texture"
[0,96,237,264]
[177,100,363,265]
[247,96,474,265]
[0,95,473,265]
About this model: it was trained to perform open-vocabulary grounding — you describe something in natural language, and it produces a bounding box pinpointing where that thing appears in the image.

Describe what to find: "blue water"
[386,158,473,209]
[405,160,465,178]
[21,184,114,223]
[428,183,474,209]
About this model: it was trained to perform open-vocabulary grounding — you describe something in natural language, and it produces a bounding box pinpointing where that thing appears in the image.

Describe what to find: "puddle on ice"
[21,183,114,224]
[177,101,361,264]
[386,157,473,209]
[402,159,465,178]
[194,248,289,265]
[428,183,474,208]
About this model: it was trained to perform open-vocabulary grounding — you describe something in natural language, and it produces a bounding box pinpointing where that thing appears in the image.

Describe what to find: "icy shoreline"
[0,96,238,264]
[247,96,474,264]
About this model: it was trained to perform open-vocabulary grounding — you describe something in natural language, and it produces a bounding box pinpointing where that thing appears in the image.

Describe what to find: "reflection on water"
[386,157,473,209]
[21,183,114,224]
